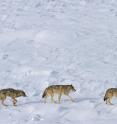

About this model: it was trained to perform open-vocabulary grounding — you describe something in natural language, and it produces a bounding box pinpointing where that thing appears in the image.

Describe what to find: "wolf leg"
[106,98,113,105]
[1,99,8,106]
[67,95,74,102]
[51,96,53,103]
[51,94,56,103]
[44,96,47,103]
[12,98,17,106]
[106,99,108,104]
[58,93,62,103]
[108,98,113,105]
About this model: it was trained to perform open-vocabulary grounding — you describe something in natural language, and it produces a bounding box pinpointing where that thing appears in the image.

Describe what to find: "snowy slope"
[0,0,117,124]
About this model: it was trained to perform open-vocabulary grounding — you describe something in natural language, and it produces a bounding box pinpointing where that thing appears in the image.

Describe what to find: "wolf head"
[18,90,27,97]
[70,84,76,92]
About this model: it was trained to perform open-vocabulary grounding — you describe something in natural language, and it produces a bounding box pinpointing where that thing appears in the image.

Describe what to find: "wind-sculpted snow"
[0,0,117,124]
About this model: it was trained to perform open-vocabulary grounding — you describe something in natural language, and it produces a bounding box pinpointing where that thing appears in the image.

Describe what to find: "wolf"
[42,84,76,103]
[104,88,117,105]
[0,88,26,106]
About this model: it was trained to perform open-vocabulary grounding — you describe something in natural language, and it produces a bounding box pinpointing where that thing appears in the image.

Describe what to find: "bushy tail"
[42,89,47,98]
[104,92,108,101]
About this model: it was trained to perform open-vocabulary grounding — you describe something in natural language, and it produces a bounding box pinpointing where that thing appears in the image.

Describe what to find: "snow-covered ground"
[0,0,117,123]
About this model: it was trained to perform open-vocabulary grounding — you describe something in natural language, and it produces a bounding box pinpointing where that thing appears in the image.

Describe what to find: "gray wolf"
[0,88,26,106]
[42,84,76,103]
[104,88,117,105]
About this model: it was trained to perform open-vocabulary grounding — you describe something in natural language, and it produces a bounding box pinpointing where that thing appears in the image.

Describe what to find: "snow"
[0,0,117,123]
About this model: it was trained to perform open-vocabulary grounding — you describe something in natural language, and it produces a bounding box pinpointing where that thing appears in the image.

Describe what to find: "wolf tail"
[104,92,108,101]
[42,89,47,98]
